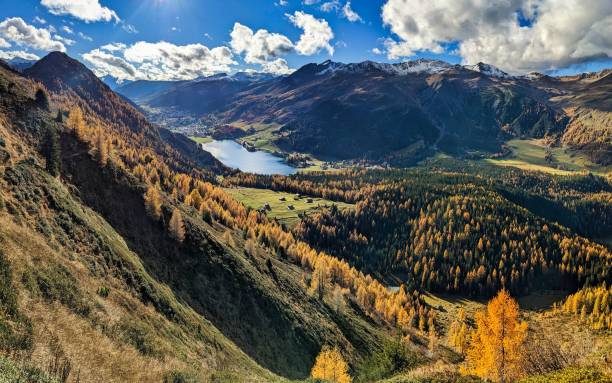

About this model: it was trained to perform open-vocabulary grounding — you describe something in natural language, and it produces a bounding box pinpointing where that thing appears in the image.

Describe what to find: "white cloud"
[320,0,339,12]
[381,0,612,73]
[34,16,47,24]
[0,38,10,48]
[260,58,294,75]
[54,34,75,46]
[83,48,138,80]
[230,22,294,64]
[40,0,120,23]
[100,42,126,52]
[84,41,236,81]
[0,50,40,61]
[78,31,93,41]
[61,25,73,34]
[275,0,289,6]
[0,17,65,52]
[286,11,334,55]
[121,23,138,34]
[342,1,362,22]
[303,0,320,4]
[371,47,382,55]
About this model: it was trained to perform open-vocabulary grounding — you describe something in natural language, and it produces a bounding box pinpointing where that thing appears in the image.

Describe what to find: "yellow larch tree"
[168,208,185,242]
[463,289,527,383]
[144,187,162,220]
[311,346,351,383]
[96,130,108,166]
[66,107,86,140]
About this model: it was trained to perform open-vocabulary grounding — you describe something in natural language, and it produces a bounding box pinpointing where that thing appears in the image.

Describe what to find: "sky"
[0,0,610,81]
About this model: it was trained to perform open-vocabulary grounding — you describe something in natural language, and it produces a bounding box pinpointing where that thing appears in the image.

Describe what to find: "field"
[189,136,213,144]
[484,139,611,175]
[223,186,354,227]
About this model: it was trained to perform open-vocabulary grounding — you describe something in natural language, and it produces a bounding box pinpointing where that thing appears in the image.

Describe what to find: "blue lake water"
[202,140,297,175]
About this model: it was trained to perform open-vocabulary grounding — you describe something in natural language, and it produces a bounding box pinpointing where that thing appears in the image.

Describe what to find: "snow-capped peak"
[463,62,513,79]
[316,59,453,76]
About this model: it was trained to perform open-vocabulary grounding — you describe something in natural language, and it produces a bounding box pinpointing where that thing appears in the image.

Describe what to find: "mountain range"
[116,59,611,166]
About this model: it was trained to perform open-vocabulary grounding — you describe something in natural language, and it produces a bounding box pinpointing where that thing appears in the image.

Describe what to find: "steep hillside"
[0,53,407,381]
[0,63,276,382]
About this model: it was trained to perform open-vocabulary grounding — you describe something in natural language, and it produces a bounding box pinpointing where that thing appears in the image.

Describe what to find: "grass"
[189,136,213,144]
[484,139,611,176]
[235,123,284,153]
[223,187,354,227]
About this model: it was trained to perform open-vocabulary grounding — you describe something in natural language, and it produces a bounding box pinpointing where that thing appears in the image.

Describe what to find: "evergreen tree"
[42,124,61,177]
[35,88,49,111]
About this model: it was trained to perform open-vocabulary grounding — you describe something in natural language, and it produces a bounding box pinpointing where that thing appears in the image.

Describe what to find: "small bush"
[97,286,110,298]
[163,370,198,383]
[356,337,422,382]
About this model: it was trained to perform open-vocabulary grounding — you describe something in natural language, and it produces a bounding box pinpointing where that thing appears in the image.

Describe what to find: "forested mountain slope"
[0,54,424,381]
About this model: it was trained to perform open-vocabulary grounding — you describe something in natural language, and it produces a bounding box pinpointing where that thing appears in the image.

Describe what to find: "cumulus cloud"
[260,58,294,75]
[0,38,10,48]
[0,17,65,52]
[381,0,612,73]
[230,22,294,64]
[286,11,334,55]
[83,48,138,80]
[40,0,120,23]
[0,50,40,61]
[342,2,362,22]
[84,41,237,81]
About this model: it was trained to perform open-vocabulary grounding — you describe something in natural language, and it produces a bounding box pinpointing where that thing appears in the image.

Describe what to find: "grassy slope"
[224,186,354,227]
[189,136,213,144]
[0,60,388,379]
[484,139,611,176]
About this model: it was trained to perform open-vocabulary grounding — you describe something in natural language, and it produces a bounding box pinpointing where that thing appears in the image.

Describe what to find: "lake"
[202,140,297,175]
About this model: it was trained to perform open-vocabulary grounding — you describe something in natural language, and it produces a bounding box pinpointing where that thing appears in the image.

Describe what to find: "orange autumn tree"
[463,289,527,383]
[311,346,352,383]
[168,208,185,242]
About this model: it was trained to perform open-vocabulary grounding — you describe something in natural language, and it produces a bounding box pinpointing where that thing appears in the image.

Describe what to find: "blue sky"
[0,0,609,80]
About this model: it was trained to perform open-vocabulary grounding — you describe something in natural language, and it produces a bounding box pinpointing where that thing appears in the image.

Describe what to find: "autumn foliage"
[463,289,528,383]
[311,346,352,383]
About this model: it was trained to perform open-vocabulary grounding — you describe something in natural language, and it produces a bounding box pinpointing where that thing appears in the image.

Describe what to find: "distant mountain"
[100,75,131,90]
[115,58,611,166]
[6,58,37,71]
[216,59,567,164]
[126,72,277,116]
[115,71,278,112]
[115,79,186,103]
